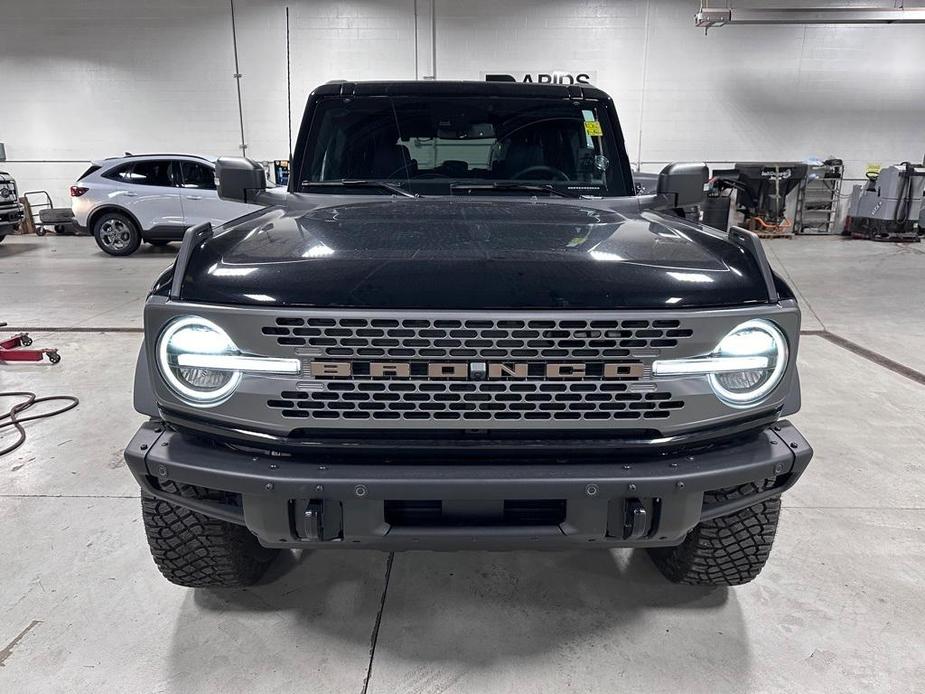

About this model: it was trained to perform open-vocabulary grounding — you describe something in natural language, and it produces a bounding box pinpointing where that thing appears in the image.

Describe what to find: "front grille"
[151,302,799,433]
[261,316,694,360]
[267,380,684,423]
[0,183,17,206]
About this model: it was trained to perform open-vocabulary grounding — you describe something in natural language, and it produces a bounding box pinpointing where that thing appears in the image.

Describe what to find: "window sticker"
[584,120,603,137]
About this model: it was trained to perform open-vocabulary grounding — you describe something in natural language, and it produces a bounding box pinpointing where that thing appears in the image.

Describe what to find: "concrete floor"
[1,234,923,693]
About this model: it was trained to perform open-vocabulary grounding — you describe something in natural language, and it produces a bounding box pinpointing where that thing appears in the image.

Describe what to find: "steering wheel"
[511,165,569,182]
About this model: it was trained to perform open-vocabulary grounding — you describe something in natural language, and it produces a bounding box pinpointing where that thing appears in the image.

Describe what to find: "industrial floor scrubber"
[843,160,925,241]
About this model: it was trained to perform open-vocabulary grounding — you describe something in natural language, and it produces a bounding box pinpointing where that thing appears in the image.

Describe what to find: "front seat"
[498,136,545,179]
[370,143,413,179]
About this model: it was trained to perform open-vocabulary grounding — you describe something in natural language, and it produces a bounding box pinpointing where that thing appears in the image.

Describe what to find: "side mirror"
[656,162,709,208]
[216,157,267,203]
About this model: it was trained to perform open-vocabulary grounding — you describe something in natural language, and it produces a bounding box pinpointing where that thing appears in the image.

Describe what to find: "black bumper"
[125,420,812,550]
[0,206,23,228]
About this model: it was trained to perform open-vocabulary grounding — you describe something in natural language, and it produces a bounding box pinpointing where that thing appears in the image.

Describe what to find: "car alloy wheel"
[99,218,132,251]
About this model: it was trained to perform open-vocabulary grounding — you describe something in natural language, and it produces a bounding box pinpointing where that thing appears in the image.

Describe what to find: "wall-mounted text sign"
[481,71,597,85]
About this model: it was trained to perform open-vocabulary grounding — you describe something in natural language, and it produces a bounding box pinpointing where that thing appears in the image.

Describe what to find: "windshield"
[299,96,631,197]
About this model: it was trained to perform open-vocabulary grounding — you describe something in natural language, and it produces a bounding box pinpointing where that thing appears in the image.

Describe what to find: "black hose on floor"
[0,391,80,457]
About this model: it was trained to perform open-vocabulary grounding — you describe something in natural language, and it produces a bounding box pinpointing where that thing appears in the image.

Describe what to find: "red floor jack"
[0,324,61,364]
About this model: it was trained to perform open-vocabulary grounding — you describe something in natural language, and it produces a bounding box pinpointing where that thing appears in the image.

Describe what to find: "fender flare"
[133,345,159,417]
[87,205,144,235]
[780,368,801,417]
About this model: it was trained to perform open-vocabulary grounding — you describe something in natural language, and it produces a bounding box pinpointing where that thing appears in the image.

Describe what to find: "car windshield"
[299,95,630,197]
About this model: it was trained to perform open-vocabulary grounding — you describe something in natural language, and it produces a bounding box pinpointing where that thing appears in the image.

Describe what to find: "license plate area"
[383,499,567,527]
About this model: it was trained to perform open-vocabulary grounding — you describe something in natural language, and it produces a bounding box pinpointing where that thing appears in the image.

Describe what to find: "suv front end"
[0,171,25,238]
[127,252,811,584]
[124,80,812,589]
[129,296,809,517]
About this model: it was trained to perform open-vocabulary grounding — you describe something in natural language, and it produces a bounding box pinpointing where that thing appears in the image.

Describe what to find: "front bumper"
[0,204,23,229]
[125,420,812,550]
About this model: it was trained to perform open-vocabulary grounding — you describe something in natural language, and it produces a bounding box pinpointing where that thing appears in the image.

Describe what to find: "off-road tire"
[647,480,781,586]
[141,481,279,588]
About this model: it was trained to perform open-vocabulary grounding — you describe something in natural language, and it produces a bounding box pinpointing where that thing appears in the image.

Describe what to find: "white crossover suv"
[71,154,263,256]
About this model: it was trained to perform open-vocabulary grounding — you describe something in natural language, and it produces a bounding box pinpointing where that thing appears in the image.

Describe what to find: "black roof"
[311,80,610,100]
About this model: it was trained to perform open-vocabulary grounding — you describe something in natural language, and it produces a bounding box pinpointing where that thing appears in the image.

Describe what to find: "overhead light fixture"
[695,5,925,31]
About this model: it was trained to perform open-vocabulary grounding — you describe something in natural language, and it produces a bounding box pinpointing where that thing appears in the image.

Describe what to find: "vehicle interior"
[302,96,630,196]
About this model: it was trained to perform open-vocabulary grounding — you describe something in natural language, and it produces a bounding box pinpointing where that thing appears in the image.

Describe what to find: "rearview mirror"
[656,162,709,208]
[436,123,496,140]
[216,157,267,203]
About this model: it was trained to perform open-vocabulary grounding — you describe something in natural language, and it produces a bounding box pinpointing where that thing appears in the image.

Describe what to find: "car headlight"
[653,319,789,407]
[157,317,243,405]
[156,316,302,406]
[708,320,788,405]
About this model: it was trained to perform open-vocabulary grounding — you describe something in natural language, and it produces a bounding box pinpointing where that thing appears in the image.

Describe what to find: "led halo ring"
[156,316,243,406]
[708,318,789,406]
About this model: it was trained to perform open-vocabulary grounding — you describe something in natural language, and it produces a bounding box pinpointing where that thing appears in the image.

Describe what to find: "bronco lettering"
[309,360,644,380]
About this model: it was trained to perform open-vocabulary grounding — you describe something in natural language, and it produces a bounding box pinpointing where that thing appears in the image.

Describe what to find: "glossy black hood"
[178,199,770,310]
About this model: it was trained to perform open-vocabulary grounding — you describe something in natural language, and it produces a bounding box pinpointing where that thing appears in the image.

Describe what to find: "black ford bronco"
[126,81,812,588]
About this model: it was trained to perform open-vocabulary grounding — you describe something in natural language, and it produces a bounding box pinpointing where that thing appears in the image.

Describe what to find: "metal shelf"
[795,161,842,234]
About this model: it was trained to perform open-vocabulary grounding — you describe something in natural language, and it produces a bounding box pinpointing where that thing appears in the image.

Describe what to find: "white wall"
[2,0,924,202]
[0,0,244,199]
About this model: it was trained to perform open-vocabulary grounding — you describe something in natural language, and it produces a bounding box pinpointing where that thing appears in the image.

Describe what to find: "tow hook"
[624,499,648,540]
[303,500,324,541]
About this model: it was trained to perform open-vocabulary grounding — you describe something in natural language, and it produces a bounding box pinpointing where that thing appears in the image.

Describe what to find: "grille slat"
[268,380,684,422]
[254,312,698,426]
[262,316,693,359]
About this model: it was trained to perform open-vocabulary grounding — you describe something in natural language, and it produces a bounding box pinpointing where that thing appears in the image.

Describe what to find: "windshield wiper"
[449,182,579,198]
[301,180,417,198]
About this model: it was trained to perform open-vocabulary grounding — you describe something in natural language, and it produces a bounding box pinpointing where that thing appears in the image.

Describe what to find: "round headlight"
[709,319,788,406]
[156,316,242,405]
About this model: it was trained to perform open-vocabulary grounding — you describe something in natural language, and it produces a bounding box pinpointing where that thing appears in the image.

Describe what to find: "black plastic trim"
[133,345,159,417]
[87,205,144,238]
[170,221,213,300]
[157,406,782,459]
[729,226,779,303]
[142,223,188,241]
[124,418,812,548]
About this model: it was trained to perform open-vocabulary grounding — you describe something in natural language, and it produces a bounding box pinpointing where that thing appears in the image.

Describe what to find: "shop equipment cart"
[0,324,60,363]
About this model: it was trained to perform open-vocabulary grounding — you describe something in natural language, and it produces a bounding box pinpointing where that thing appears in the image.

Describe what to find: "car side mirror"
[656,162,709,208]
[216,157,267,204]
